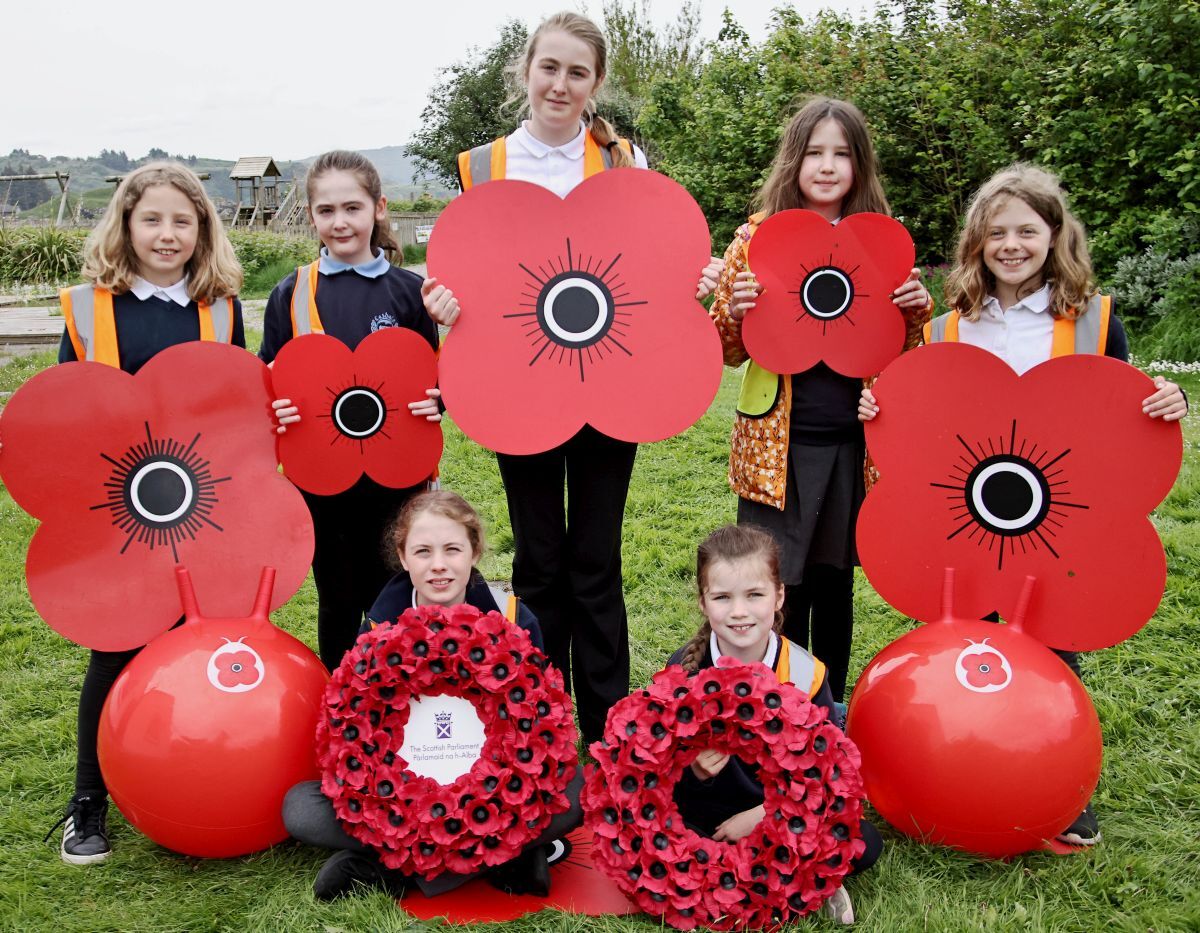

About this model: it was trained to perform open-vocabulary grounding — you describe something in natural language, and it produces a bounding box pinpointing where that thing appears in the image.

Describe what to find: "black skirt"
[737,438,865,585]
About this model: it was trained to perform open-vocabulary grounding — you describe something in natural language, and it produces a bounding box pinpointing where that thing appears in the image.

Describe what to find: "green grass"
[0,357,1197,932]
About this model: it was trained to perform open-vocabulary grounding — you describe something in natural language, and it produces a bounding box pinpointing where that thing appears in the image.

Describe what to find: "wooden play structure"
[230,157,285,228]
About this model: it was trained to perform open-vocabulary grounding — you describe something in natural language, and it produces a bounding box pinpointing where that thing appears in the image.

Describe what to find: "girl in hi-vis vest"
[667,524,882,926]
[263,151,441,674]
[859,163,1186,849]
[421,11,723,747]
[46,162,245,866]
[709,98,931,708]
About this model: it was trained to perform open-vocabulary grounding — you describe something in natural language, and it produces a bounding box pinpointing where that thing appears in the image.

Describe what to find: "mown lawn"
[0,335,1196,932]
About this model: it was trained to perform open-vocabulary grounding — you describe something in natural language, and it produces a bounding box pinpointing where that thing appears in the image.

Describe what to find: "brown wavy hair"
[390,490,485,568]
[82,161,242,301]
[305,150,400,257]
[679,524,785,672]
[507,11,636,168]
[944,163,1094,321]
[754,97,890,219]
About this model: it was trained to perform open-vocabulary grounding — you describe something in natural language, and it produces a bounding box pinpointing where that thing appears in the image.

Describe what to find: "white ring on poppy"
[543,277,609,344]
[129,461,194,524]
[802,269,853,319]
[970,462,1043,530]
[334,389,386,438]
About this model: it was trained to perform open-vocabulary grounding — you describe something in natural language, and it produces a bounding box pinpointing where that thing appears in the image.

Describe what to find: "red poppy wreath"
[582,663,865,931]
[0,342,314,652]
[317,603,578,878]
[428,169,724,455]
[270,329,442,495]
[744,210,915,377]
[857,343,1184,652]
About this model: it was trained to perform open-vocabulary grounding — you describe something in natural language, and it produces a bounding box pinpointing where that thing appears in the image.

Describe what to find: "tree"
[0,162,53,210]
[405,22,529,190]
[98,149,131,170]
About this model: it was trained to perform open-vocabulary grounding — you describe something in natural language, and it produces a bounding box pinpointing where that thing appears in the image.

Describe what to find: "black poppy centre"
[506,238,646,382]
[931,420,1089,570]
[332,386,387,439]
[799,266,854,320]
[93,423,230,560]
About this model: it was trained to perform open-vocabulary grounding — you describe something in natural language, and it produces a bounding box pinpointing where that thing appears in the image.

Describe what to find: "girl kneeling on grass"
[283,490,581,901]
[44,162,245,865]
[668,524,882,926]
[859,162,1187,846]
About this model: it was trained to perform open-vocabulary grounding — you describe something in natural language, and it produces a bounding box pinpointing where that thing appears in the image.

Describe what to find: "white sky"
[2,0,871,163]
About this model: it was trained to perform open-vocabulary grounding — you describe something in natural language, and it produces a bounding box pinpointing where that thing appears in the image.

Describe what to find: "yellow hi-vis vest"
[456,133,634,190]
[777,636,827,700]
[289,260,324,338]
[61,284,235,369]
[923,294,1112,355]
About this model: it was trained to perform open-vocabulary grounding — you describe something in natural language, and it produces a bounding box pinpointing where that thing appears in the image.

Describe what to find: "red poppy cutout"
[215,650,259,688]
[744,210,915,377]
[428,169,723,455]
[270,329,442,495]
[964,652,1006,689]
[857,343,1183,651]
[0,342,314,651]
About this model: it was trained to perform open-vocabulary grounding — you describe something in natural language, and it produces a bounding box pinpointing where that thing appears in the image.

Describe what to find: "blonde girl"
[48,161,245,864]
[710,98,931,705]
[421,11,722,746]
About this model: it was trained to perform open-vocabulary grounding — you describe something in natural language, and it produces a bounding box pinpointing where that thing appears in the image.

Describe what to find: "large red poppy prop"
[857,343,1183,651]
[0,342,314,651]
[270,329,442,495]
[428,169,723,455]
[744,210,914,377]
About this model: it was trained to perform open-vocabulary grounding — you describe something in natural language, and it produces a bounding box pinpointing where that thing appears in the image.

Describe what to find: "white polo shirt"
[956,284,1055,374]
[504,122,648,198]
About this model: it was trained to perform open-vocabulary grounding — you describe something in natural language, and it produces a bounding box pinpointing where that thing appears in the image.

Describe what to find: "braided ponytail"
[680,620,711,673]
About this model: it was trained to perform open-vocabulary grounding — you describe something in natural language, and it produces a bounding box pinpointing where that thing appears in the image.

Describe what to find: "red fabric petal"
[858,344,1183,649]
[430,170,722,454]
[271,329,442,495]
[1,343,313,651]
[744,210,914,377]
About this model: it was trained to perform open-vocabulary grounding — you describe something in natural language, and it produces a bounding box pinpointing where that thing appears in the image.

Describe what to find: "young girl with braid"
[667,524,881,925]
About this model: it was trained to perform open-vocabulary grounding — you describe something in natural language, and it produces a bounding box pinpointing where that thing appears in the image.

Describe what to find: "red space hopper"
[849,343,1183,857]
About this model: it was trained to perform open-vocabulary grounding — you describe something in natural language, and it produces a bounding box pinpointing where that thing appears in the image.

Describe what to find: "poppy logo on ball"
[207,638,265,693]
[954,639,1012,693]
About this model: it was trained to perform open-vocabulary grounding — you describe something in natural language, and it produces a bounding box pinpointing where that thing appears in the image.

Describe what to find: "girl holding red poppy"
[262,150,442,672]
[859,162,1187,848]
[39,162,245,866]
[710,98,932,709]
[668,524,881,925]
[421,10,723,747]
[283,491,582,901]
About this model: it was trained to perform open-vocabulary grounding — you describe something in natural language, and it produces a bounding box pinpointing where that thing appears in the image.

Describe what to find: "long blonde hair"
[754,97,890,220]
[305,150,400,257]
[680,525,784,672]
[945,163,1094,321]
[82,161,242,301]
[509,11,635,168]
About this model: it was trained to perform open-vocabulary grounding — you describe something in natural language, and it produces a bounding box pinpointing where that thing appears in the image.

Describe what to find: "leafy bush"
[0,227,88,285]
[226,230,316,277]
[402,244,427,265]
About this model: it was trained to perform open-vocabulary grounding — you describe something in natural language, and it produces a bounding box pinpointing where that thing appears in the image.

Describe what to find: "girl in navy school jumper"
[46,162,245,865]
[860,163,1187,848]
[668,524,881,926]
[421,11,723,747]
[283,490,582,902]
[262,150,441,673]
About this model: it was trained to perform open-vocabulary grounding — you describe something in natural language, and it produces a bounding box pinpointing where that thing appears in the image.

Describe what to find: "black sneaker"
[45,794,111,865]
[313,850,409,901]
[1056,804,1101,846]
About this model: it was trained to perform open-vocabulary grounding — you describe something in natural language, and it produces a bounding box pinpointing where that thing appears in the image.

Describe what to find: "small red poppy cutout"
[857,343,1183,651]
[270,329,442,495]
[0,342,314,651]
[744,210,915,377]
[428,169,723,455]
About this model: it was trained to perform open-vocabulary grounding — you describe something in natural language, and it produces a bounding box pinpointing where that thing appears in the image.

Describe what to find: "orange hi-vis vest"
[61,284,235,369]
[923,294,1112,356]
[289,260,325,338]
[777,636,827,700]
[456,132,634,190]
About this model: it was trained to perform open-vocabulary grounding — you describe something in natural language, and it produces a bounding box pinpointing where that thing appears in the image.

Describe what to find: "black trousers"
[303,476,422,672]
[496,426,637,746]
[75,647,139,797]
[782,567,855,703]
